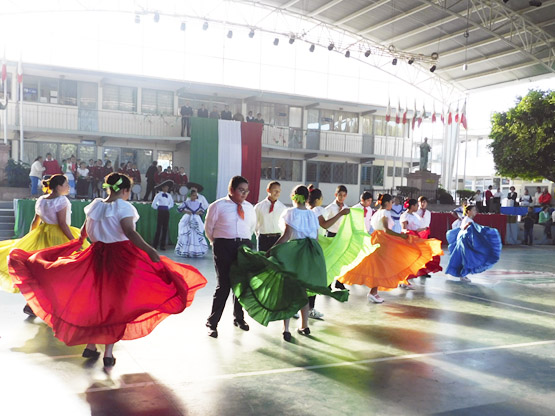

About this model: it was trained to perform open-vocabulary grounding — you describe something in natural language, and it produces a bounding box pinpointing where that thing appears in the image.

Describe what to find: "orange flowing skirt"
[9,239,207,346]
[338,230,443,290]
[404,229,443,280]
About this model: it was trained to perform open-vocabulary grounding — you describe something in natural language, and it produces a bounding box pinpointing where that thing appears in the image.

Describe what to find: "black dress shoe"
[103,356,116,367]
[334,281,346,290]
[282,331,292,342]
[206,323,218,338]
[82,348,101,359]
[233,320,250,331]
[297,327,311,336]
[23,304,36,317]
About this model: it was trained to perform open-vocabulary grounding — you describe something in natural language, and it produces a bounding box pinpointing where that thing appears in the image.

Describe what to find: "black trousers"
[181,117,191,137]
[153,209,169,249]
[258,234,280,252]
[207,238,253,328]
[143,180,156,201]
[326,231,337,237]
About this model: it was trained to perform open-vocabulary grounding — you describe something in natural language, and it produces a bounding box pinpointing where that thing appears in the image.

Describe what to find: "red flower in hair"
[403,200,410,209]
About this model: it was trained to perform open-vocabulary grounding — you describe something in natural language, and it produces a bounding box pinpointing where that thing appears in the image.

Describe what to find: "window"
[59,79,77,106]
[23,76,39,102]
[0,75,12,100]
[261,157,302,181]
[361,166,384,186]
[305,161,358,184]
[387,167,408,177]
[103,84,137,112]
[157,151,173,169]
[119,148,153,173]
[247,102,289,126]
[60,144,77,162]
[39,78,58,104]
[78,144,96,162]
[142,89,173,115]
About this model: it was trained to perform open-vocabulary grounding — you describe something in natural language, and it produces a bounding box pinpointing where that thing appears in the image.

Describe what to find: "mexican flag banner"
[190,118,263,204]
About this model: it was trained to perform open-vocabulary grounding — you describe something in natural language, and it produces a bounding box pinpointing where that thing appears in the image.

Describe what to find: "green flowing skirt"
[318,208,378,284]
[231,238,349,326]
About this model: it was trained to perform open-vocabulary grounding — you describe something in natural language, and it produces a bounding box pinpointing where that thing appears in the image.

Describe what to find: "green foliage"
[456,189,476,200]
[4,159,31,188]
[489,89,555,182]
[437,187,454,204]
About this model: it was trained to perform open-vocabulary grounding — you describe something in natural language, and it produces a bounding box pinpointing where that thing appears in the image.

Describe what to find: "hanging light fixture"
[289,36,295,44]
[154,12,160,23]
[392,58,398,65]
[180,22,186,31]
[135,15,140,24]
[364,49,371,57]
[408,57,414,65]
[249,29,255,38]
[203,21,209,31]
[309,44,315,52]
[328,42,334,51]
[273,38,279,46]
[345,50,350,58]
[227,30,233,39]
[430,65,437,73]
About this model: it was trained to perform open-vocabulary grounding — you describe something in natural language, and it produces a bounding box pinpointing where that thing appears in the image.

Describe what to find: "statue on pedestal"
[419,138,431,171]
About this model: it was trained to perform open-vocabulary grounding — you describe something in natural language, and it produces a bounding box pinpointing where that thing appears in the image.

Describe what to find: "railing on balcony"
[7,102,182,138]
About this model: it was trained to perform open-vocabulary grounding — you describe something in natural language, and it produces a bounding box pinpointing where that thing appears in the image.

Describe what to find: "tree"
[489,89,555,182]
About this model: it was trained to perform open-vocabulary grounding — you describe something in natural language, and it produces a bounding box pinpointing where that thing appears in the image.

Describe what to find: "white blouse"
[280,208,319,240]
[84,198,139,243]
[460,216,474,229]
[371,209,394,231]
[35,195,71,225]
[310,205,327,235]
[400,211,423,231]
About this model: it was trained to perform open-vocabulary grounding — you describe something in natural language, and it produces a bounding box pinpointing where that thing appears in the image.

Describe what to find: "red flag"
[460,100,467,129]
[395,100,401,124]
[418,104,424,127]
[447,106,452,125]
[385,99,391,122]
[17,59,23,84]
[454,103,459,124]
[411,101,417,130]
[402,106,407,124]
[440,107,445,124]
[1,52,6,84]
[431,103,436,123]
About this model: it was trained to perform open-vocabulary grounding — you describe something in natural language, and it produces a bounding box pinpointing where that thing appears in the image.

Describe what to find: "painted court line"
[422,285,555,317]
[85,339,555,392]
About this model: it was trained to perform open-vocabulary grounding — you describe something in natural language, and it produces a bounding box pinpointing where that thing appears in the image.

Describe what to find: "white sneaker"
[367,293,384,303]
[399,283,415,290]
[460,276,472,283]
[308,308,324,319]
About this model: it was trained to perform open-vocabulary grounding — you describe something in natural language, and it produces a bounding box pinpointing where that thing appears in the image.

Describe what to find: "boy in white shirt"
[254,181,286,252]
[151,180,175,250]
[352,191,373,234]
[325,185,349,289]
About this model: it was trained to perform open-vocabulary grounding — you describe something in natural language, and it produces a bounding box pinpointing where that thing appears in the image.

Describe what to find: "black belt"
[215,238,250,242]
[260,233,281,237]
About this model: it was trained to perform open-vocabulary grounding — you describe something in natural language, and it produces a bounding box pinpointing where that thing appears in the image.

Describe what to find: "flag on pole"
[431,103,437,123]
[418,103,425,127]
[460,100,467,130]
[385,99,391,122]
[402,104,407,124]
[454,102,460,124]
[1,52,6,85]
[17,60,23,84]
[395,100,401,124]
[441,106,445,124]
[411,101,417,130]
[447,105,452,125]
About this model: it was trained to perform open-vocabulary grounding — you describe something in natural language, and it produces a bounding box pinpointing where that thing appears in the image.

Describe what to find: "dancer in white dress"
[175,189,209,257]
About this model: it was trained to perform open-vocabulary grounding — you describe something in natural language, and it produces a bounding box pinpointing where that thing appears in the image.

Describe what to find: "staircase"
[0,201,16,241]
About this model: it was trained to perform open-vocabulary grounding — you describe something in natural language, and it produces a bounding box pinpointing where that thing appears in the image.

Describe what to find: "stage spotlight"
[309,44,315,52]
[273,38,279,46]
[289,36,295,44]
[462,63,468,71]
[345,50,350,58]
[408,57,414,65]
[529,0,542,6]
[249,29,255,38]
[364,49,371,57]
[328,42,334,51]
[135,15,140,24]
[430,65,437,73]
[392,58,397,65]
[227,30,233,39]
[203,21,209,31]
[180,22,186,31]
[431,52,439,60]
[154,12,160,22]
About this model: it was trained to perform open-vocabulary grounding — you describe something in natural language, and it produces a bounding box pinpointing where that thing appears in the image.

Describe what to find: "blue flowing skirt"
[446,222,502,277]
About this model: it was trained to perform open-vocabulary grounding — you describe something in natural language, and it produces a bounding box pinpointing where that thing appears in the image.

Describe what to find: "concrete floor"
[1,245,554,416]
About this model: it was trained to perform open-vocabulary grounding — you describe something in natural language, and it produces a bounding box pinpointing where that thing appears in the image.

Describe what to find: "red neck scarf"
[268,197,277,213]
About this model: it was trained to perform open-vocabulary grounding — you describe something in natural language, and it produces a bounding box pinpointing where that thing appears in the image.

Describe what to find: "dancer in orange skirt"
[338,194,442,303]
[9,173,207,368]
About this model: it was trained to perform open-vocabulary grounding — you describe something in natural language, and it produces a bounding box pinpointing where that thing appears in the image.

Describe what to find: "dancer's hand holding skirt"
[231,238,349,327]
[9,239,207,346]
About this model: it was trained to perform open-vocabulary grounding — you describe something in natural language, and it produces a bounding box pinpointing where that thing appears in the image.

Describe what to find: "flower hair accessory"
[403,200,410,209]
[102,178,123,192]
[291,194,306,204]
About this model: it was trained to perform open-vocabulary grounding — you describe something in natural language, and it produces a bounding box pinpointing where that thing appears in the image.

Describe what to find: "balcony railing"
[6,102,182,138]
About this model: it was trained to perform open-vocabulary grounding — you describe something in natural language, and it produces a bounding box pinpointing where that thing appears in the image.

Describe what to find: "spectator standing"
[473,190,484,213]
[91,159,104,198]
[233,111,244,122]
[538,188,552,206]
[143,161,158,201]
[520,189,533,207]
[29,156,45,196]
[522,207,535,246]
[180,101,193,137]
[539,205,552,240]
[197,104,208,118]
[209,106,220,119]
[507,186,518,207]
[220,105,232,120]
[492,188,502,213]
[43,153,62,177]
[485,185,493,212]
[254,113,265,124]
[246,111,255,122]
[534,187,542,205]
[76,161,90,199]
[129,163,141,201]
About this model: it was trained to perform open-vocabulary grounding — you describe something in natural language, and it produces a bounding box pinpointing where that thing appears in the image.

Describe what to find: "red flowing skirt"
[9,239,207,346]
[404,229,443,281]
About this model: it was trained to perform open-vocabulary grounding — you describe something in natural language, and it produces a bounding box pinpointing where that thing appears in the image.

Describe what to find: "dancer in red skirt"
[9,173,207,368]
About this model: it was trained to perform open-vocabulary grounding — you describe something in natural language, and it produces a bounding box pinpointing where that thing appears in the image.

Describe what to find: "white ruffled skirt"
[175,214,209,258]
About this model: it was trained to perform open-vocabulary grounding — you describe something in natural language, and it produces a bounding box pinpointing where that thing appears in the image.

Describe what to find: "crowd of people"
[0,172,505,370]
[470,185,552,213]
[29,154,189,202]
